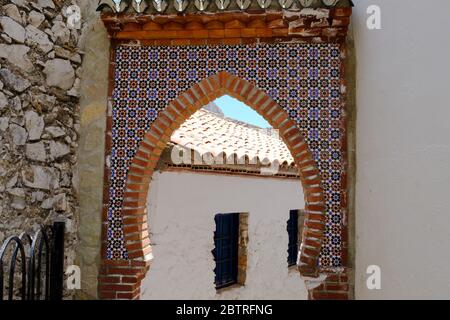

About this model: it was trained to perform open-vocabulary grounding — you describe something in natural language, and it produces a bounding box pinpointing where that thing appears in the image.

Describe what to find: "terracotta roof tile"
[97,0,353,14]
[170,108,296,166]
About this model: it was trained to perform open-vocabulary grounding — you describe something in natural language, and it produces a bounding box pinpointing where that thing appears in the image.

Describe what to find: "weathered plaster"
[141,171,308,300]
[354,0,450,299]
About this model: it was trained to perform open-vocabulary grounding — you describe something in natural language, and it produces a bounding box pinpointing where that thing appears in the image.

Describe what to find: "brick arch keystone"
[107,72,327,299]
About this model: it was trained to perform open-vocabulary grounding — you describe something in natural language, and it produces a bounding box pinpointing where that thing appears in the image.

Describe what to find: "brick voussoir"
[123,216,147,225]
[306,204,326,212]
[126,183,150,193]
[125,230,149,242]
[123,191,147,201]
[122,208,147,216]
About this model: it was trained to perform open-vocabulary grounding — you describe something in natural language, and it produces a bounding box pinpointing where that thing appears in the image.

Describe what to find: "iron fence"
[0,221,65,300]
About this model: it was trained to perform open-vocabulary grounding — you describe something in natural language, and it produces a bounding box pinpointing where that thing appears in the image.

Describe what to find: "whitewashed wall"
[354,0,450,299]
[141,171,307,300]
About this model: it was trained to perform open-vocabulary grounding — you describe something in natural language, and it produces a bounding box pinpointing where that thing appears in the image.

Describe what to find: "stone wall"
[0,0,101,298]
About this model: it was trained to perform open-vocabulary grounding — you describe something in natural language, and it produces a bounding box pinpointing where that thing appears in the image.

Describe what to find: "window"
[213,213,240,289]
[287,210,299,266]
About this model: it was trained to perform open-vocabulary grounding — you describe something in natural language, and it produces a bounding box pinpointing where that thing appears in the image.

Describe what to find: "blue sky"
[214,95,271,128]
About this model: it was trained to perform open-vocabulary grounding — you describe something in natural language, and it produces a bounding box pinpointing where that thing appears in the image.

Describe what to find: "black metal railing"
[0,221,65,301]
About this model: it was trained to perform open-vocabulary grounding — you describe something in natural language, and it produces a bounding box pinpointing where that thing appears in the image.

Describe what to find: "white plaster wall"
[141,171,307,300]
[353,0,450,299]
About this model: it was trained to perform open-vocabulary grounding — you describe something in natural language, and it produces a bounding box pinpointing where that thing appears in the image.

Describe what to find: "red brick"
[99,291,117,299]
[142,22,162,31]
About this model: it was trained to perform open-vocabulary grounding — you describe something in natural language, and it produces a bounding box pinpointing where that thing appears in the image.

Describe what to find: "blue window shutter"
[213,213,239,289]
[287,210,299,266]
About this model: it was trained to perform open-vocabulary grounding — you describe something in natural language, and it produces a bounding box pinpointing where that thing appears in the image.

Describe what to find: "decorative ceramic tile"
[109,43,343,267]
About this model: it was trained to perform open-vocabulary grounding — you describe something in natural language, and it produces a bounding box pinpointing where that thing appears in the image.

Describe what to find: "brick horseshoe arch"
[112,72,326,297]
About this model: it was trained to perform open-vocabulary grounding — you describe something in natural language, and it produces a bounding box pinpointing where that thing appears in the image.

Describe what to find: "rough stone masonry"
[0,0,97,298]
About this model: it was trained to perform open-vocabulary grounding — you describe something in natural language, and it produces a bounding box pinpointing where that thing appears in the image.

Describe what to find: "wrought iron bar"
[0,221,65,300]
[49,222,65,301]
[0,237,27,300]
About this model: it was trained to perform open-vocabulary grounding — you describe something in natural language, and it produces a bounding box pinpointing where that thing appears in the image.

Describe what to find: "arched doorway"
[103,72,326,299]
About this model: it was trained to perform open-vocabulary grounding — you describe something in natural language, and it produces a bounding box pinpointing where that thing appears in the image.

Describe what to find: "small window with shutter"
[213,213,240,289]
[287,210,299,266]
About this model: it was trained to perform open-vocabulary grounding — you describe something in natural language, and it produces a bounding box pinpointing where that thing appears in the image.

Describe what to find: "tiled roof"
[97,0,353,14]
[169,107,296,167]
